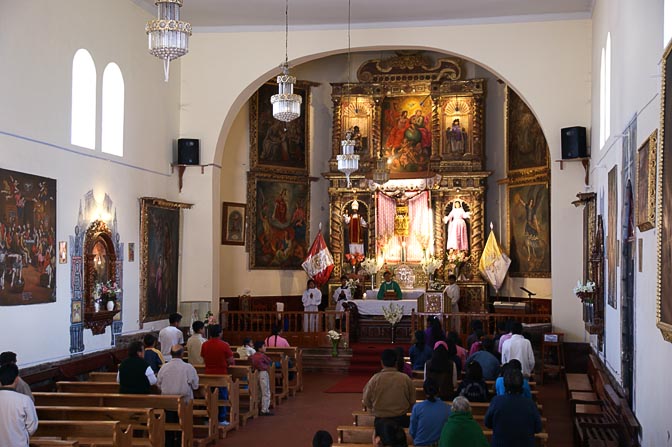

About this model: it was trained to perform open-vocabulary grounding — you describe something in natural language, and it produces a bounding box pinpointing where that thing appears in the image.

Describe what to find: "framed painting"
[657,41,672,342]
[607,166,618,309]
[636,130,657,232]
[222,202,246,246]
[0,167,56,305]
[381,95,432,176]
[128,243,135,262]
[249,82,311,174]
[247,172,309,269]
[340,95,375,157]
[505,87,549,174]
[507,181,551,277]
[140,197,191,325]
[441,95,476,160]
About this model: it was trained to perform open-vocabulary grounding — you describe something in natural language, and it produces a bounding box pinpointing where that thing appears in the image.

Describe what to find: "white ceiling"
[134,0,593,29]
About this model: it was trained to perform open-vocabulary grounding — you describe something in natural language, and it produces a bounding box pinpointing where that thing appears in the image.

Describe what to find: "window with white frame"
[600,47,606,148]
[70,49,96,149]
[599,32,612,150]
[665,0,672,47]
[101,63,125,156]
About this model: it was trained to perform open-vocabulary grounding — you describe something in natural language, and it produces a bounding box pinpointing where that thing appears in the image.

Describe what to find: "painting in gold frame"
[222,202,246,246]
[505,87,549,174]
[381,95,432,176]
[249,82,311,175]
[636,130,657,232]
[657,41,672,342]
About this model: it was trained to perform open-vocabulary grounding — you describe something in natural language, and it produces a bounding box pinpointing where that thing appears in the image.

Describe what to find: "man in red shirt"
[200,324,234,425]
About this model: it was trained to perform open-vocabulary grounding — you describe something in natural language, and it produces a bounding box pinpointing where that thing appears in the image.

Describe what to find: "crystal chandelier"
[338,0,358,187]
[271,0,302,122]
[146,0,192,82]
[372,150,390,185]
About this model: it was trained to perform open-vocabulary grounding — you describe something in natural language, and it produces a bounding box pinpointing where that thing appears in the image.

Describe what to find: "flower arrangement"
[427,280,445,292]
[360,257,383,276]
[204,310,216,327]
[446,249,469,266]
[573,280,596,302]
[326,330,342,341]
[345,278,360,293]
[382,302,404,326]
[94,280,121,304]
[344,252,365,267]
[420,257,443,275]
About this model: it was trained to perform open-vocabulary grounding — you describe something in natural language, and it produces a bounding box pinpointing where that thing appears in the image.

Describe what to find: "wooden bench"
[33,392,193,447]
[412,399,543,416]
[413,386,538,402]
[352,409,547,429]
[36,406,164,447]
[32,421,132,447]
[266,346,303,395]
[30,440,80,447]
[197,374,240,438]
[195,364,259,426]
[266,351,290,404]
[235,358,278,409]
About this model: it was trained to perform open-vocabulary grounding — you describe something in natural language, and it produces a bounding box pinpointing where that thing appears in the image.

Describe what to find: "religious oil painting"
[506,87,549,173]
[340,96,373,156]
[250,82,310,174]
[607,167,618,309]
[636,130,657,232]
[0,168,56,306]
[442,96,474,160]
[381,95,432,176]
[222,202,246,246]
[140,198,185,325]
[507,182,551,277]
[657,41,672,341]
[248,172,309,270]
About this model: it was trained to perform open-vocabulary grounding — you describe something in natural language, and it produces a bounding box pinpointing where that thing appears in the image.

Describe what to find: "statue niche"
[83,220,119,334]
[444,199,471,253]
[343,199,369,256]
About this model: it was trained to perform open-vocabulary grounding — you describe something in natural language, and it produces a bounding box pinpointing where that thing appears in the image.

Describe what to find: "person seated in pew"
[424,316,445,349]
[424,342,457,402]
[409,378,450,447]
[236,337,256,360]
[438,396,488,447]
[363,349,415,428]
[143,333,164,374]
[447,331,467,373]
[250,341,273,416]
[466,320,484,351]
[186,320,206,365]
[200,324,234,426]
[485,368,542,447]
[495,360,532,398]
[467,329,485,357]
[0,351,33,402]
[394,347,413,378]
[373,418,408,447]
[265,324,290,348]
[117,341,157,394]
[409,331,432,371]
[312,430,333,447]
[157,345,199,447]
[0,363,38,447]
[456,360,489,403]
[465,337,500,381]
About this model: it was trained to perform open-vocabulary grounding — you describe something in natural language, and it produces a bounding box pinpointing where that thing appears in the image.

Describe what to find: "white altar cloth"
[353,299,420,316]
[364,289,426,301]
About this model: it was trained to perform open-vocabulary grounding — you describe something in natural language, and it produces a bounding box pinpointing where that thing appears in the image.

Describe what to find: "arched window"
[600,48,606,149]
[665,0,672,47]
[71,49,96,149]
[605,33,612,141]
[101,63,125,156]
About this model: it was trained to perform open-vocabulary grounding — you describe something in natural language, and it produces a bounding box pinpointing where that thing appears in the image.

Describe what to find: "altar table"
[364,289,426,301]
[352,299,419,316]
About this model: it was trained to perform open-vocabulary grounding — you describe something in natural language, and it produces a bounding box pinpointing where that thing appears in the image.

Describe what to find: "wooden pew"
[266,352,290,404]
[32,421,133,447]
[195,364,259,426]
[30,441,79,447]
[413,386,539,402]
[351,409,547,430]
[266,346,303,395]
[33,392,193,447]
[235,358,278,408]
[36,406,164,447]
[412,399,543,416]
[197,374,240,438]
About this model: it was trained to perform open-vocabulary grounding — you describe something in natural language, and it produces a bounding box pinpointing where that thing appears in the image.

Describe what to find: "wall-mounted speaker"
[561,126,587,159]
[177,138,200,165]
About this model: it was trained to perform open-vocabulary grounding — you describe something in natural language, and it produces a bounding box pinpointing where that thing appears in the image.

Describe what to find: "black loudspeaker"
[561,126,587,159]
[177,138,200,165]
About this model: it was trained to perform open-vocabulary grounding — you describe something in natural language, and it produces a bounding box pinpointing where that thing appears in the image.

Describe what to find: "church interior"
[1,0,672,445]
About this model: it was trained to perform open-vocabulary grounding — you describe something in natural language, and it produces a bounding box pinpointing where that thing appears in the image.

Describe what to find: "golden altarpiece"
[324,53,490,313]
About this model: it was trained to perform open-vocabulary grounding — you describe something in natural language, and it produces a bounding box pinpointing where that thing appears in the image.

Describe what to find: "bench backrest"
[34,420,133,447]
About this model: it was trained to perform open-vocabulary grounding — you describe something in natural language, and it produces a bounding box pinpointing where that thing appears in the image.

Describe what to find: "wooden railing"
[220,310,350,348]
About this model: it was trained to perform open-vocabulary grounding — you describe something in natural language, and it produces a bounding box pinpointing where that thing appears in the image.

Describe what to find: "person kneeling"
[250,341,274,416]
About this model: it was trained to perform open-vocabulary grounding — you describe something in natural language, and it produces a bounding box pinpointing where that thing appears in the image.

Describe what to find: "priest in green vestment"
[377,271,402,300]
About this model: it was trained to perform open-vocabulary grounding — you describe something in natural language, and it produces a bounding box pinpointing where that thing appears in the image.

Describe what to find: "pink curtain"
[376,192,399,262]
[408,191,431,262]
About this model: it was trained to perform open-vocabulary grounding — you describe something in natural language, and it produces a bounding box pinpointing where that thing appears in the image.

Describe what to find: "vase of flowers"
[382,303,404,344]
[344,252,365,274]
[327,330,342,357]
[361,257,383,290]
[421,257,442,284]
[94,280,121,312]
[573,280,596,303]
[446,249,469,279]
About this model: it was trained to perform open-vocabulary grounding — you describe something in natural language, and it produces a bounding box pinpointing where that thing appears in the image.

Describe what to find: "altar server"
[333,275,352,331]
[302,279,322,332]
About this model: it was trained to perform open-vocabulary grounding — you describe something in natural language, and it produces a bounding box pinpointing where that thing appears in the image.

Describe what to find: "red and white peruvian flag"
[302,231,334,287]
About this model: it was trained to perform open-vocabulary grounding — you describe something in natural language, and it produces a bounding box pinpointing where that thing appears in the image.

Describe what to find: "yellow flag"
[478,226,511,292]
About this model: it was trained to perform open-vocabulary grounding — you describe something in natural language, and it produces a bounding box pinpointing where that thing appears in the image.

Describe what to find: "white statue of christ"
[443,201,470,251]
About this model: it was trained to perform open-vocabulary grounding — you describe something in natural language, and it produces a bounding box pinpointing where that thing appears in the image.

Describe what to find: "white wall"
[0,1,181,366]
[591,0,672,444]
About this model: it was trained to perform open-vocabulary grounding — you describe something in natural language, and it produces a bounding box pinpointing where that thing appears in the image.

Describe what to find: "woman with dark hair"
[394,347,413,377]
[424,316,445,348]
[409,378,450,446]
[485,368,542,447]
[456,360,489,402]
[447,331,467,373]
[424,342,457,401]
[117,341,157,394]
[409,330,432,371]
[265,324,290,348]
[495,360,532,398]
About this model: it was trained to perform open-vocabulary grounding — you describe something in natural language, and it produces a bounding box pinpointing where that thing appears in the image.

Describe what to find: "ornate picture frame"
[507,180,551,277]
[636,129,657,232]
[249,82,311,175]
[0,167,56,306]
[222,201,246,246]
[657,41,672,342]
[139,197,191,326]
[247,172,310,270]
[505,87,550,175]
